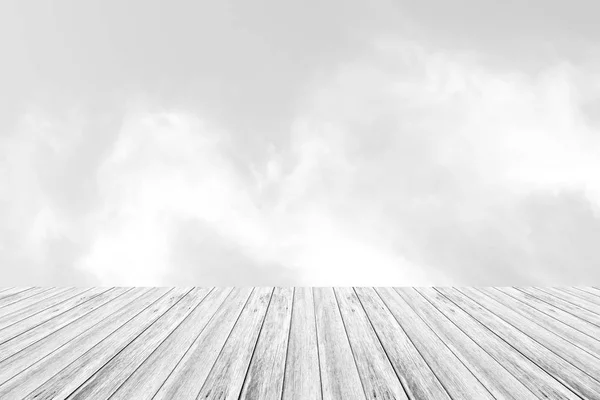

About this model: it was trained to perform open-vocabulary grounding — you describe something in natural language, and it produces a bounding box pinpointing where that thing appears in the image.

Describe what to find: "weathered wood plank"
[460,287,600,380]
[419,288,581,400]
[538,287,600,316]
[239,287,293,400]
[376,287,495,399]
[0,288,171,398]
[282,287,321,400]
[0,288,131,365]
[0,288,36,307]
[0,288,65,317]
[396,288,537,400]
[520,288,600,328]
[0,288,146,384]
[0,288,105,344]
[153,288,253,400]
[489,287,600,358]
[66,288,212,399]
[0,288,53,310]
[0,288,75,330]
[574,287,600,300]
[335,287,408,400]
[21,288,191,400]
[500,287,600,338]
[109,288,233,400]
[354,287,451,400]
[0,286,597,400]
[564,287,600,308]
[195,287,273,400]
[314,287,366,400]
[438,287,600,399]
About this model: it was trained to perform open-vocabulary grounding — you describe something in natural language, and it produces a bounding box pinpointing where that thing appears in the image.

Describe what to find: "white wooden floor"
[0,287,599,399]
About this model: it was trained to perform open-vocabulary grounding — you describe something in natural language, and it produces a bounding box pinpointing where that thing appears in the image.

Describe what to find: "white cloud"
[3,37,600,285]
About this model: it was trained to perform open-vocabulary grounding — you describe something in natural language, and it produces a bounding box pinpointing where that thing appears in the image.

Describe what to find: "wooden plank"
[0,288,81,330]
[282,287,322,400]
[354,287,451,400]
[566,287,600,308]
[538,287,600,316]
[109,288,233,400]
[461,287,600,380]
[0,288,36,306]
[0,288,105,344]
[195,287,273,400]
[334,287,408,400]
[152,288,253,400]
[0,287,15,295]
[0,288,171,399]
[313,287,366,400]
[519,287,600,329]
[574,287,600,300]
[396,288,537,400]
[0,288,54,310]
[240,287,294,400]
[419,288,581,400]
[490,287,600,357]
[0,288,67,317]
[438,287,600,399]
[376,287,495,399]
[0,288,147,384]
[500,287,600,339]
[22,288,192,400]
[65,288,212,399]
[0,288,131,365]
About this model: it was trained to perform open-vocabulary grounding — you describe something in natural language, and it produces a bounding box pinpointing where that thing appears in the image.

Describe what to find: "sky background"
[1,0,600,286]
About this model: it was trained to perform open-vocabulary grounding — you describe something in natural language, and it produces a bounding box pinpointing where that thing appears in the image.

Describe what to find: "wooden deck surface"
[0,287,598,399]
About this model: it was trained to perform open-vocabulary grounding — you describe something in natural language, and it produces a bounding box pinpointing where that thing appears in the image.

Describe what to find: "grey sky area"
[1,0,600,285]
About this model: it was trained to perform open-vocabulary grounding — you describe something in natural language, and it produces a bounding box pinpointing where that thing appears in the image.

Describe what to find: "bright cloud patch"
[2,38,600,285]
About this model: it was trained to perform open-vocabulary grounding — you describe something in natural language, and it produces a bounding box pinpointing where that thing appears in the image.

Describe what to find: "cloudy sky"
[1,0,600,286]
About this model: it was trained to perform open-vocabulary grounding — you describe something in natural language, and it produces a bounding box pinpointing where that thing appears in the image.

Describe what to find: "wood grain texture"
[354,287,451,400]
[240,287,293,400]
[195,287,273,400]
[562,287,600,308]
[396,288,537,400]
[0,288,36,307]
[0,288,170,399]
[23,288,191,400]
[377,287,495,400]
[0,288,145,384]
[281,287,321,400]
[0,288,54,312]
[486,287,600,358]
[499,287,600,339]
[538,287,600,317]
[521,287,600,327]
[153,287,253,400]
[335,287,408,400]
[0,287,76,331]
[313,287,366,400]
[574,287,600,301]
[66,288,212,399]
[0,288,104,344]
[0,288,66,319]
[439,287,600,399]
[0,288,131,366]
[109,288,233,400]
[460,287,600,380]
[419,287,581,400]
[0,287,598,400]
